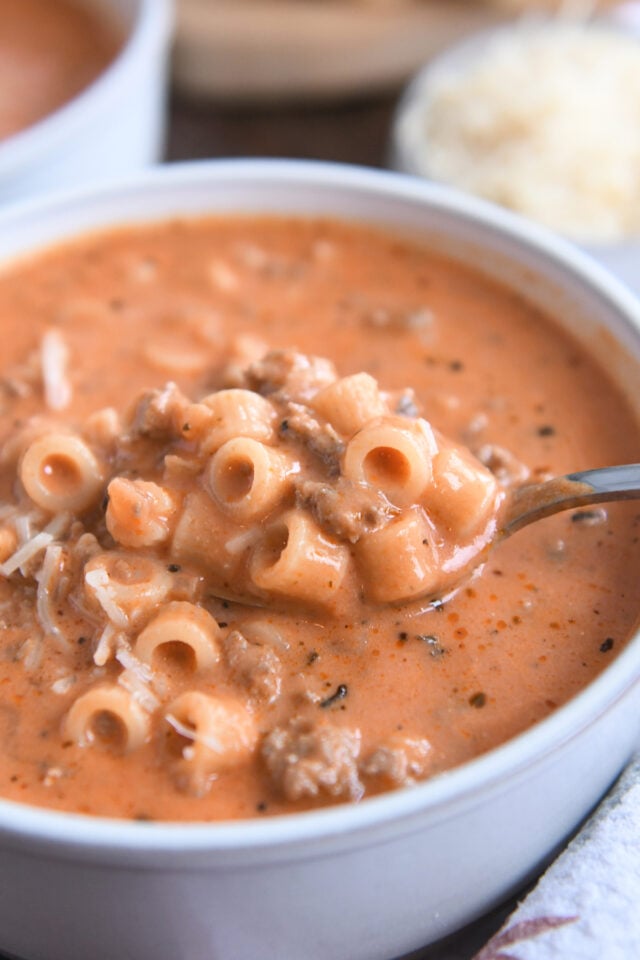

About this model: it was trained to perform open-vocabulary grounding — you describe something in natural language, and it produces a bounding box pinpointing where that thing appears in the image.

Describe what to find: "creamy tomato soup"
[0,0,121,141]
[0,216,639,822]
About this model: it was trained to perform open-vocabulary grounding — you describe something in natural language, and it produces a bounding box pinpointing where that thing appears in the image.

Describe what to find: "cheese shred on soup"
[0,216,639,821]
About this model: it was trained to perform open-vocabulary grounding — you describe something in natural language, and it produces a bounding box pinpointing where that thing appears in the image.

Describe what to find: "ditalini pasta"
[0,215,638,821]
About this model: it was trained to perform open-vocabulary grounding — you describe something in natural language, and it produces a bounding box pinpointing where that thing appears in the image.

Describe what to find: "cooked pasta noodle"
[171,491,248,592]
[311,372,387,437]
[207,437,295,521]
[200,389,277,453]
[19,433,104,513]
[165,691,257,795]
[64,685,150,752]
[250,509,351,607]
[342,416,437,507]
[135,601,222,671]
[428,444,499,538]
[84,552,173,628]
[355,506,440,603]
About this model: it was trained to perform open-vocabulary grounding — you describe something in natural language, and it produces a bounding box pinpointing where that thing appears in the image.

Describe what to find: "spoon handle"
[500,463,640,538]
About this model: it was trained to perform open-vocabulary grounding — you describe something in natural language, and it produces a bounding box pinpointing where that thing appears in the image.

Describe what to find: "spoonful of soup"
[3,349,639,622]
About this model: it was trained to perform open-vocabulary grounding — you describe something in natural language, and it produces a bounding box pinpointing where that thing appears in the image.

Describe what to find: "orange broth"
[0,0,121,141]
[0,216,639,821]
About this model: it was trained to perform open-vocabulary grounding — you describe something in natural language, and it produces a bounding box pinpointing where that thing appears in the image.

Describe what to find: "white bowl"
[0,160,639,960]
[0,0,174,205]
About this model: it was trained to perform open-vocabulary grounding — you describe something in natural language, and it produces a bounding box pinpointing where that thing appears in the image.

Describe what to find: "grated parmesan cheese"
[0,530,53,577]
[84,567,130,629]
[36,543,70,648]
[396,22,640,243]
[116,644,161,712]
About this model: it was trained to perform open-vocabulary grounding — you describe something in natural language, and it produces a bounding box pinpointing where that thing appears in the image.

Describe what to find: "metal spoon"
[499,463,640,539]
[414,463,640,613]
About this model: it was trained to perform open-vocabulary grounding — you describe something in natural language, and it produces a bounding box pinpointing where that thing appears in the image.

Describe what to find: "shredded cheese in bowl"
[393,21,640,245]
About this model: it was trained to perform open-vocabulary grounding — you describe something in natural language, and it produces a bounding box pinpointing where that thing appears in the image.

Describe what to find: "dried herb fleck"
[320,684,348,709]
[469,692,487,709]
[307,650,319,665]
[417,634,447,657]
[537,425,556,437]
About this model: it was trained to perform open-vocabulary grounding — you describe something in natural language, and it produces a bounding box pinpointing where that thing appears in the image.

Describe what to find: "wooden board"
[173,0,505,103]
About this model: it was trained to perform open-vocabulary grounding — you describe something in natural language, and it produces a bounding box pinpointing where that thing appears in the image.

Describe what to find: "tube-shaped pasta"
[206,437,294,521]
[165,691,257,796]
[311,373,387,437]
[106,477,178,548]
[355,506,440,603]
[20,433,104,513]
[84,552,173,629]
[342,416,437,508]
[171,490,251,598]
[135,601,221,672]
[63,685,150,752]
[250,509,351,608]
[200,389,277,454]
[428,445,499,538]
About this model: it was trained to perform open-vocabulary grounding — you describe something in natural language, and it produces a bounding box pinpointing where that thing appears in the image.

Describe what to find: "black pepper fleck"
[537,425,556,437]
[600,637,615,653]
[167,563,181,573]
[469,692,487,708]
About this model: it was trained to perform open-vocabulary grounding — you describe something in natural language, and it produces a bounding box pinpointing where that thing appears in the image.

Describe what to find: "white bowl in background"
[0,160,639,960]
[390,20,640,297]
[0,0,174,206]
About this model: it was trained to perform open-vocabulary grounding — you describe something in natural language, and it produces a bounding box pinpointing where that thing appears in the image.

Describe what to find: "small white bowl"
[0,160,639,960]
[0,0,174,205]
[391,20,640,296]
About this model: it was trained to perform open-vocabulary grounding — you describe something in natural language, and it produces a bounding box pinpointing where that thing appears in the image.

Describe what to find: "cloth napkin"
[472,754,640,960]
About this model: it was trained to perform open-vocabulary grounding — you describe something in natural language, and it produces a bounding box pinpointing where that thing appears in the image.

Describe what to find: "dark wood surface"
[165,89,526,960]
[167,89,400,168]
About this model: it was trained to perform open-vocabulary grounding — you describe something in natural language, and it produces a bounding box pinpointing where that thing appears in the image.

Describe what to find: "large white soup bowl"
[0,160,639,960]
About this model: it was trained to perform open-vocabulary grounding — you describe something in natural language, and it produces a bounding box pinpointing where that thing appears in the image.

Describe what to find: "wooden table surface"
[165,89,528,960]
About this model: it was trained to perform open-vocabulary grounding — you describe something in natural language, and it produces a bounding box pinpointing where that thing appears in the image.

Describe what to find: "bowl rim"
[0,157,639,859]
[0,0,174,177]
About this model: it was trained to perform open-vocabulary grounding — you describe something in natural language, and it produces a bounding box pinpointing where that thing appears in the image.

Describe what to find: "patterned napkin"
[473,754,640,960]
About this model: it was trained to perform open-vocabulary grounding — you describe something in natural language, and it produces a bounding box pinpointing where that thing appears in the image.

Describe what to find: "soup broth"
[0,216,638,821]
[0,0,121,141]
